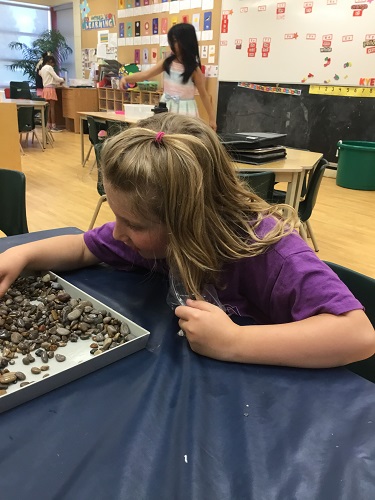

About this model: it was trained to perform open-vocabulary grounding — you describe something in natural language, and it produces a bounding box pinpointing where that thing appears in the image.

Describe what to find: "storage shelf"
[97,88,162,111]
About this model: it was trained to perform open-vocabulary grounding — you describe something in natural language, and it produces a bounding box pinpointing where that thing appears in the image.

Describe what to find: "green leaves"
[7,29,73,85]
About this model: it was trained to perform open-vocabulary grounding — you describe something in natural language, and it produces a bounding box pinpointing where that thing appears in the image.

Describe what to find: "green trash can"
[336,140,375,190]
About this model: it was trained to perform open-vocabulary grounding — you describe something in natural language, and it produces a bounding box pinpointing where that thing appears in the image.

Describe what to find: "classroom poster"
[135,20,141,36]
[153,18,159,34]
[161,17,168,34]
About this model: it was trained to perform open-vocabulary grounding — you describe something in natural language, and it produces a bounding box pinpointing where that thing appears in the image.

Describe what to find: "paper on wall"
[98,30,109,44]
[108,33,118,48]
[97,43,107,59]
[202,0,213,9]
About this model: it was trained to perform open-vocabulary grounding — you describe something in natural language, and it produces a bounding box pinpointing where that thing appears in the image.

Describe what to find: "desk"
[1,229,374,500]
[62,87,98,133]
[6,98,48,149]
[0,102,21,170]
[78,111,138,166]
[234,148,323,210]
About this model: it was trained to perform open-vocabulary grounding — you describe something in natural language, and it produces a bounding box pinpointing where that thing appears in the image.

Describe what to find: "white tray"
[0,273,150,413]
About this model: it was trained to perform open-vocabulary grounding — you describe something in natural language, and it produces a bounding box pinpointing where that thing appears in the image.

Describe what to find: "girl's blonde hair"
[101,114,298,298]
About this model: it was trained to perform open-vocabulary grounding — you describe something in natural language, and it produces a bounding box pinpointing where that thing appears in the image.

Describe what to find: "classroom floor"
[8,128,375,279]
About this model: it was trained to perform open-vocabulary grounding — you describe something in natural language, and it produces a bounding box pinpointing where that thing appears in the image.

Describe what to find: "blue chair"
[88,142,107,230]
[0,169,29,236]
[325,261,375,383]
[238,171,276,203]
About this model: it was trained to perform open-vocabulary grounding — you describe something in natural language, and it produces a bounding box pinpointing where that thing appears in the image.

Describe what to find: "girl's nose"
[113,221,130,243]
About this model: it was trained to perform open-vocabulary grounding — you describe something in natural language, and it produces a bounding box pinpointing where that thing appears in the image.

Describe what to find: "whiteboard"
[219,0,375,86]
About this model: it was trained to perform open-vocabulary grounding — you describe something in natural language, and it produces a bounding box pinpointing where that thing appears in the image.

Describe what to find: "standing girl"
[39,55,64,132]
[120,23,217,130]
[35,52,51,97]
[0,114,373,368]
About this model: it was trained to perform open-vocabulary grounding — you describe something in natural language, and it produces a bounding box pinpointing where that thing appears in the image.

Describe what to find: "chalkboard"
[217,82,375,162]
[219,0,375,86]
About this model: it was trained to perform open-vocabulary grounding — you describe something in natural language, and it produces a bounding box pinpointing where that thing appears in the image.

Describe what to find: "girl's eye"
[127,222,144,231]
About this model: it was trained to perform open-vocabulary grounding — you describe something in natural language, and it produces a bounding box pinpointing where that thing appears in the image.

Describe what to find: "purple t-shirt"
[84,221,362,324]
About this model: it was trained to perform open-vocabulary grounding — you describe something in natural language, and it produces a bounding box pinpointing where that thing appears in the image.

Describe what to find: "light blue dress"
[160,61,199,116]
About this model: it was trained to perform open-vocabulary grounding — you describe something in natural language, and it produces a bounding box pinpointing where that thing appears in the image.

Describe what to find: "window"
[0,1,50,87]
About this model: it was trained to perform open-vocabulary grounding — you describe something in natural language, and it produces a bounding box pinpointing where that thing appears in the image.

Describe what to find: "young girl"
[120,23,217,131]
[39,55,64,132]
[0,114,373,368]
[35,52,51,97]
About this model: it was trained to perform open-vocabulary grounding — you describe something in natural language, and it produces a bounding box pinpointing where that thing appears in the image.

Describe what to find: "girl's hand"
[0,250,27,298]
[175,299,241,361]
[120,76,127,89]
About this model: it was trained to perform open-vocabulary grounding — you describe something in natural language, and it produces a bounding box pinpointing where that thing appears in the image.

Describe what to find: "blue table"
[1,229,375,500]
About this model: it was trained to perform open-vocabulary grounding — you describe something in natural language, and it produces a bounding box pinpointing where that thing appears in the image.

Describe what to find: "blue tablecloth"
[1,229,375,500]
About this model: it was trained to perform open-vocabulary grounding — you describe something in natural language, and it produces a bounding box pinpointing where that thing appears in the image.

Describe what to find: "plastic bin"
[123,104,154,120]
[336,141,375,190]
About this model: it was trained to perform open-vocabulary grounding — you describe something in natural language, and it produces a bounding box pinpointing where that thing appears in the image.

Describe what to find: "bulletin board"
[80,0,222,119]
[219,0,375,86]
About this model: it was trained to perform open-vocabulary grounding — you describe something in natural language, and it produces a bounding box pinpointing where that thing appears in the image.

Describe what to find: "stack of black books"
[219,132,287,164]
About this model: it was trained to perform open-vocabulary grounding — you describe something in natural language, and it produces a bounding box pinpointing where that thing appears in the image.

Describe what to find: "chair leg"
[32,131,44,151]
[88,195,107,230]
[299,222,308,243]
[89,158,97,174]
[305,220,319,252]
[83,144,93,168]
[19,143,25,155]
[47,129,54,147]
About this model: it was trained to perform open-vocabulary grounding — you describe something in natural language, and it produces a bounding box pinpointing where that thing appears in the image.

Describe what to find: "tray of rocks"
[0,272,150,413]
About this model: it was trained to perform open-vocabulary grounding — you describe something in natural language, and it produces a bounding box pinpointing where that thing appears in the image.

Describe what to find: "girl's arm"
[46,66,64,85]
[175,300,375,368]
[192,67,217,131]
[120,61,164,88]
[0,235,100,297]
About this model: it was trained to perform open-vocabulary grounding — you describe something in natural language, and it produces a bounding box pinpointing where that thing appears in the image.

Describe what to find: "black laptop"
[219,132,287,164]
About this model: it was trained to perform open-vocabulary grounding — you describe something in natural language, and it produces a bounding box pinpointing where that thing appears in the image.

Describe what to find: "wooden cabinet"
[96,88,211,124]
[98,88,162,112]
[62,88,98,133]
[0,103,21,171]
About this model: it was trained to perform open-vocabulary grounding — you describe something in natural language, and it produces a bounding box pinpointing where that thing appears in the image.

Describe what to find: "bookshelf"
[98,88,163,112]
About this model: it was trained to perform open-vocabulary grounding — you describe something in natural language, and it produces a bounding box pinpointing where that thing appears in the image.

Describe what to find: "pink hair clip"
[155,131,165,144]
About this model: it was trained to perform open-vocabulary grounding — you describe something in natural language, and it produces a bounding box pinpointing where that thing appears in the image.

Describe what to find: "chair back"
[10,81,32,100]
[17,106,35,133]
[94,142,105,196]
[298,158,328,222]
[238,171,276,203]
[325,261,375,382]
[105,119,128,137]
[0,169,29,236]
[87,116,101,146]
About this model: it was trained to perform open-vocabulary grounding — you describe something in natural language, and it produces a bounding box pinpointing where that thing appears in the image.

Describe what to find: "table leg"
[292,172,306,213]
[80,117,85,166]
[40,105,46,149]
[285,173,301,210]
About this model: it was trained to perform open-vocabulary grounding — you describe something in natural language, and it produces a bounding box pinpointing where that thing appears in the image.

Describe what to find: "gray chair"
[325,261,375,383]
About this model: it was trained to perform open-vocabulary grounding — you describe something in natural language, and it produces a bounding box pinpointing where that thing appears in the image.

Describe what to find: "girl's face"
[170,38,180,57]
[105,183,169,260]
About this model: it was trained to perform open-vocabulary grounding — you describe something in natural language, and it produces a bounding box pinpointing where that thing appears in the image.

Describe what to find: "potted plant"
[7,29,72,86]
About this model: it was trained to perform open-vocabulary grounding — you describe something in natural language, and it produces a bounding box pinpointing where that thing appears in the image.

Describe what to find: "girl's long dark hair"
[163,23,201,84]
